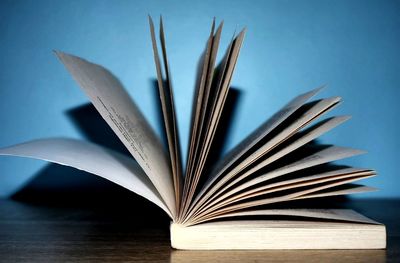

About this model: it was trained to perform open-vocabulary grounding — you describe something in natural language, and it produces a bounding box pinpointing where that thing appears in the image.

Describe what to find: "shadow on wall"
[65,103,129,155]
[8,81,242,211]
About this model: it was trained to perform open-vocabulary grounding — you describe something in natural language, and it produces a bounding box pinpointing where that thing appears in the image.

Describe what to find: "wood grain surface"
[0,193,398,262]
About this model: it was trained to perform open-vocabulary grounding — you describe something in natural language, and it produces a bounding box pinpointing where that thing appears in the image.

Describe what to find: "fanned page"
[194,115,352,211]
[191,30,246,198]
[181,73,375,225]
[0,138,172,218]
[190,168,374,223]
[182,20,224,220]
[148,16,183,212]
[185,19,221,186]
[189,88,323,213]
[181,24,246,220]
[186,92,338,219]
[188,155,374,224]
[206,208,380,225]
[55,52,176,218]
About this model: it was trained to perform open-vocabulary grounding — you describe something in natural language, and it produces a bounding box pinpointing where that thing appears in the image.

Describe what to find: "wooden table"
[0,195,398,262]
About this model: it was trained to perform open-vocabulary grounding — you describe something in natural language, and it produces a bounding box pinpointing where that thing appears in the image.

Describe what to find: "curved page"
[149,16,183,209]
[192,176,374,225]
[205,208,379,224]
[55,52,175,217]
[191,168,373,220]
[187,99,342,218]
[0,138,172,218]
[192,87,324,208]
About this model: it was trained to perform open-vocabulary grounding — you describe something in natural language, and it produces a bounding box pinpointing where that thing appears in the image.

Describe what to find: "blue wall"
[1,0,399,198]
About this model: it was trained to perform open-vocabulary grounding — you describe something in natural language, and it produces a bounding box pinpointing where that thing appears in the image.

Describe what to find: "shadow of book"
[65,103,130,155]
[11,100,171,222]
[10,163,170,226]
[8,72,241,222]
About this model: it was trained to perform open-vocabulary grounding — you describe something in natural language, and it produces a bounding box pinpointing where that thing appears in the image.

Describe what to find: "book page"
[192,170,376,221]
[295,185,377,199]
[193,176,374,224]
[246,145,366,189]
[232,116,350,182]
[202,175,374,223]
[184,20,224,217]
[192,171,374,219]
[193,29,246,182]
[182,24,231,217]
[186,116,351,218]
[190,146,365,216]
[0,138,172,218]
[218,97,342,181]
[208,208,380,224]
[185,19,219,183]
[149,16,183,211]
[192,87,323,208]
[55,52,176,217]
[186,98,342,219]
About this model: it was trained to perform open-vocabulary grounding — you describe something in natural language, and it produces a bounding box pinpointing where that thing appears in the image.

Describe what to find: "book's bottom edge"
[170,221,386,250]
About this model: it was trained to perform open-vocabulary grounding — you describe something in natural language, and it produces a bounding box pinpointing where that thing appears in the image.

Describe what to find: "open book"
[0,17,385,250]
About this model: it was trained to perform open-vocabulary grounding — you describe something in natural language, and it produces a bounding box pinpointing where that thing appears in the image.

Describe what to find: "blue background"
[0,0,399,198]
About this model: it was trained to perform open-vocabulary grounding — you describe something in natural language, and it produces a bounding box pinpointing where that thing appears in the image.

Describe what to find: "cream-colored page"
[193,169,374,218]
[185,20,216,184]
[0,138,172,218]
[182,22,223,218]
[206,116,351,203]
[149,17,182,208]
[219,96,342,180]
[192,87,324,207]
[190,98,341,213]
[221,177,373,216]
[187,116,351,217]
[190,172,373,222]
[210,208,379,224]
[194,146,365,213]
[191,176,374,225]
[55,52,176,217]
[187,22,223,183]
[248,146,366,188]
[232,116,351,181]
[295,185,377,199]
[194,30,246,181]
[186,112,345,220]
[186,29,245,212]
